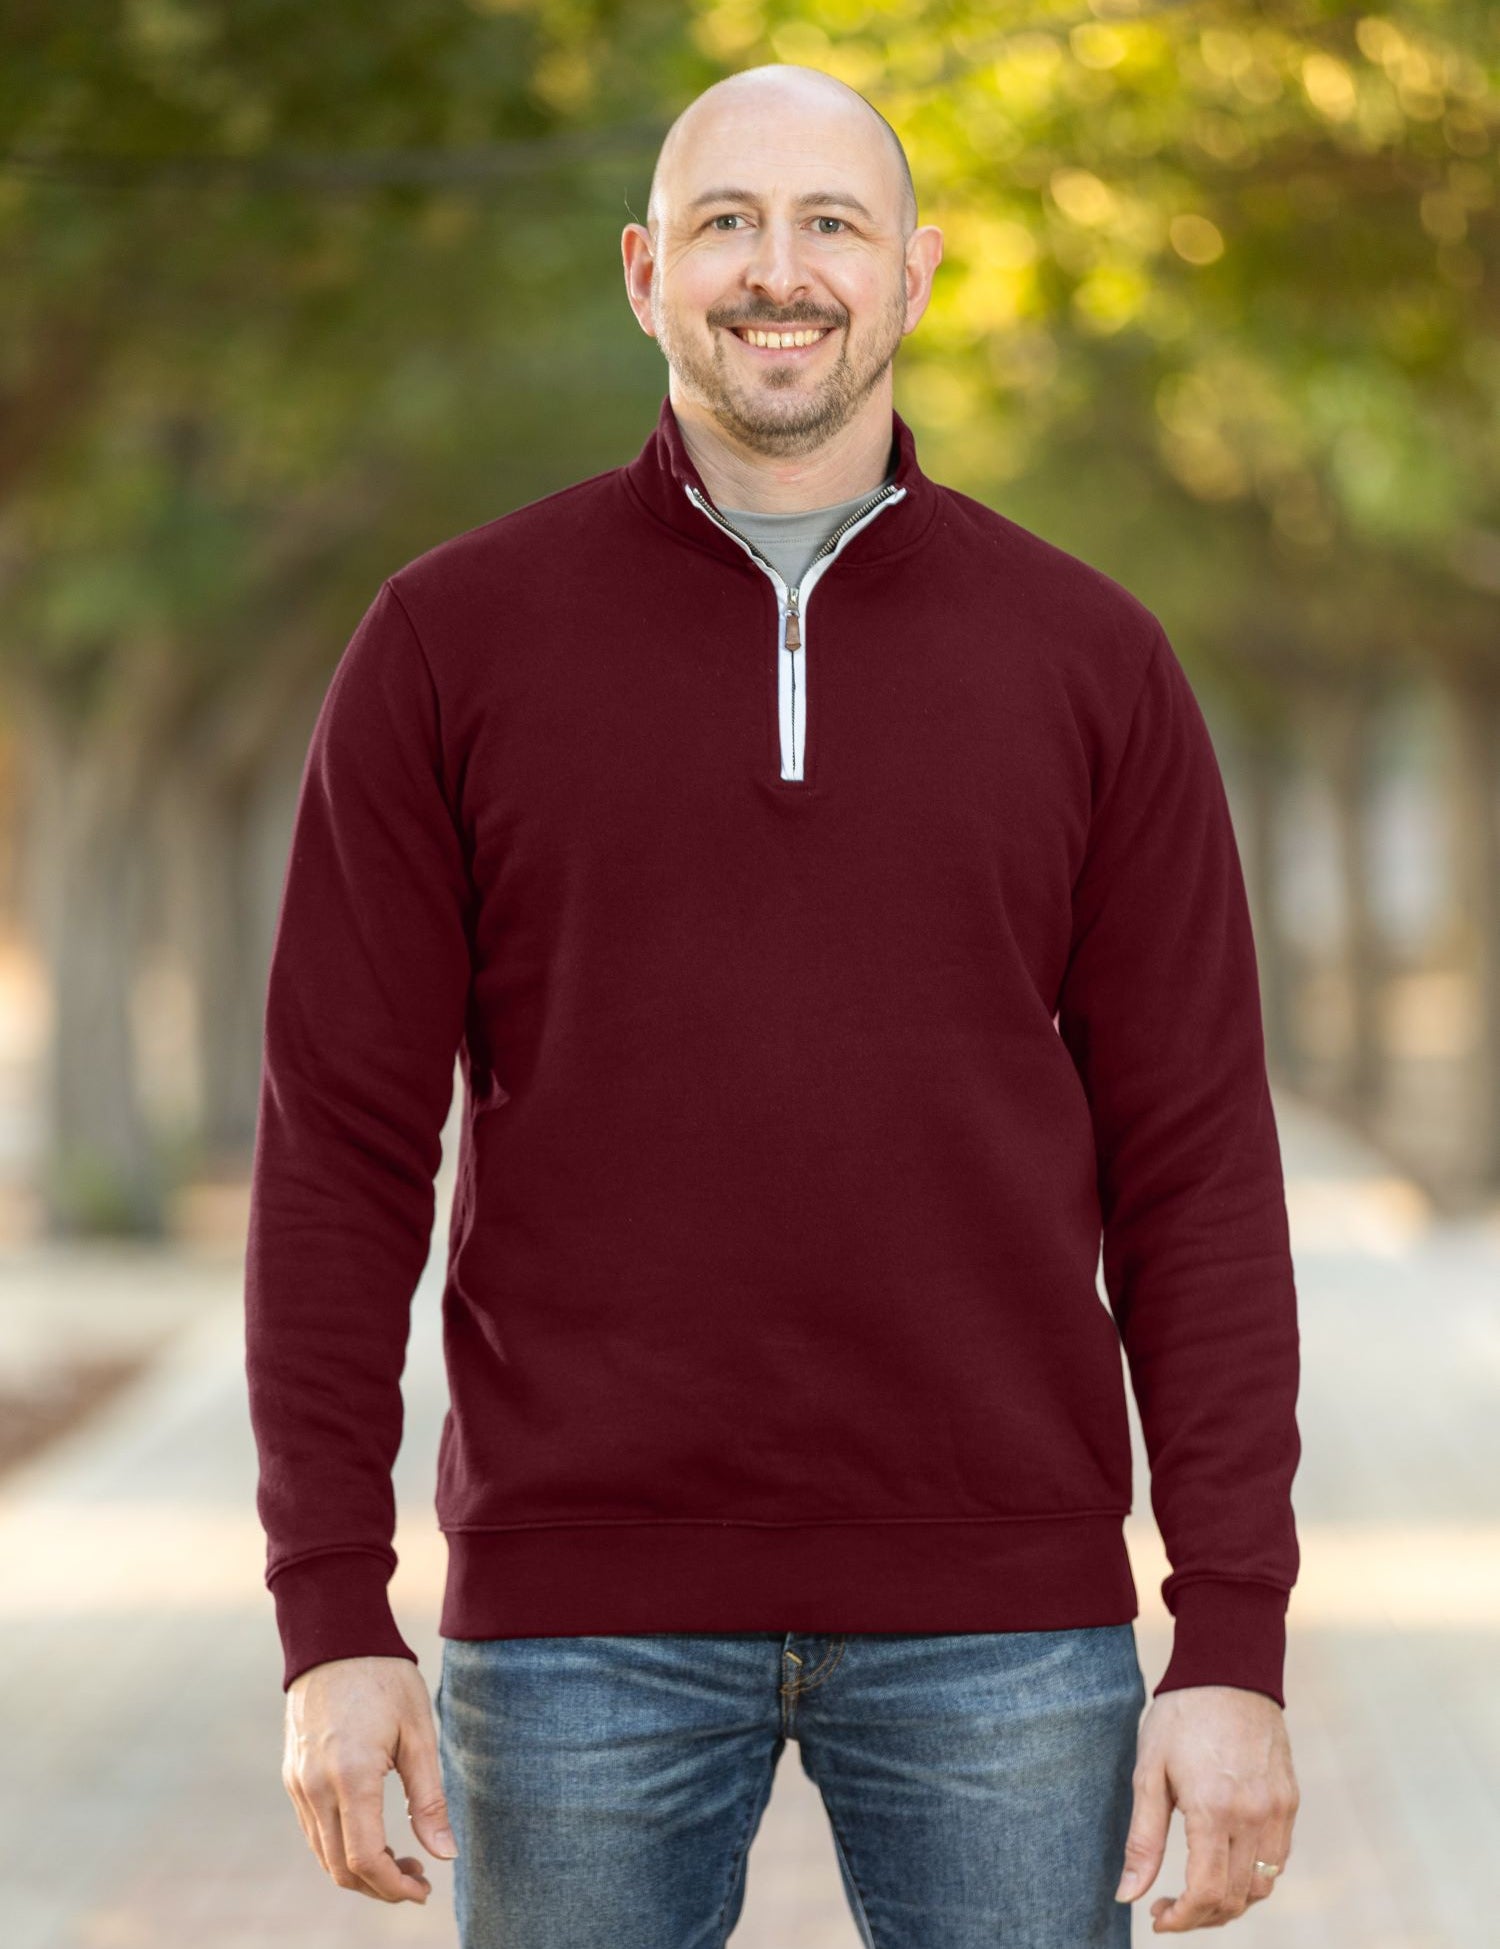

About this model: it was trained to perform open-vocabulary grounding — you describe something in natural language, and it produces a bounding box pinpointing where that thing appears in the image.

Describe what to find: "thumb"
[397,1741,458,1860]
[1114,1759,1168,1903]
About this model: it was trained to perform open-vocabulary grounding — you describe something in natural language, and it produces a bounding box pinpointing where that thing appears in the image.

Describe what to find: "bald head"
[647,65,918,243]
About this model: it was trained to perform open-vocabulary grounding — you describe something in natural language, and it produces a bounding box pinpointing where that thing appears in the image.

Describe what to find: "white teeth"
[739,327,829,349]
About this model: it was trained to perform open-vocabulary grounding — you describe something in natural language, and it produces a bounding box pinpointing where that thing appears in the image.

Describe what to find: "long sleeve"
[244,579,474,1692]
[1055,622,1301,1709]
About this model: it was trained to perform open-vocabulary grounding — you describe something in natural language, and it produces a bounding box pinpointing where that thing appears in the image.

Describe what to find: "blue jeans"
[435,1624,1145,1947]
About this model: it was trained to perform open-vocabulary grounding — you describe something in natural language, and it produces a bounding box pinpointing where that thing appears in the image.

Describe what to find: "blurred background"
[2,2,1498,1944]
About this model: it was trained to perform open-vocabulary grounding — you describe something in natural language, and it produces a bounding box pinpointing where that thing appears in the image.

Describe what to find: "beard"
[652,276,908,458]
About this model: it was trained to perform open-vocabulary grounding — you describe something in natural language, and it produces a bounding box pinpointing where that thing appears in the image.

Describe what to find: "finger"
[1115,1756,1171,1903]
[393,1699,459,1862]
[1246,1812,1295,1906]
[304,1780,370,1896]
[1150,1810,1230,1932]
[305,1778,390,1900]
[384,1844,434,1899]
[1222,1818,1266,1917]
[336,1784,432,1903]
[285,1773,329,1875]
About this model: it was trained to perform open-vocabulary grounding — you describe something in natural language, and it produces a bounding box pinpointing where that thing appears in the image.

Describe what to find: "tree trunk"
[1321,681,1386,1126]
[147,764,268,1161]
[1442,670,1500,1192]
[12,684,165,1235]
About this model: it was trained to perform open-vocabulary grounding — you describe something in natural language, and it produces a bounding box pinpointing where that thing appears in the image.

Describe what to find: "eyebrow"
[685,187,878,224]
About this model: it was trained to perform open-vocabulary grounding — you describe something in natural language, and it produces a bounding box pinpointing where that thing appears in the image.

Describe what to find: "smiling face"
[623,69,941,460]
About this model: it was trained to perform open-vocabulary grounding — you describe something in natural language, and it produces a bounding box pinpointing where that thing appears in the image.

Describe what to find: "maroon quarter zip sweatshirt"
[245,394,1302,1704]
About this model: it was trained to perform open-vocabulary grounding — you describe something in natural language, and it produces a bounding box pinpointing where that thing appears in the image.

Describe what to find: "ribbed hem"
[1152,1579,1290,1709]
[439,1512,1138,1638]
[271,1550,421,1692]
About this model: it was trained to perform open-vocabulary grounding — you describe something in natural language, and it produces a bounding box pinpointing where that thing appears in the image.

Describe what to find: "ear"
[903,223,944,333]
[621,225,658,338]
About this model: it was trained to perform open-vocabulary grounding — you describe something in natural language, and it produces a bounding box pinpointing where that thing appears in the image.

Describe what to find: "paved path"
[2,1089,1498,1946]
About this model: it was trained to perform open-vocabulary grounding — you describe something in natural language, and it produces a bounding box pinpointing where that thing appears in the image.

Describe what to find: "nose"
[742,216,813,307]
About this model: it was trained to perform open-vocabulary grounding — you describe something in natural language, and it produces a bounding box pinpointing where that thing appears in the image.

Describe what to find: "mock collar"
[620,391,938,566]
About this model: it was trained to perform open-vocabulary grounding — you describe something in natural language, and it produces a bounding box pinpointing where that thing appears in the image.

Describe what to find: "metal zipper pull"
[784,595,801,652]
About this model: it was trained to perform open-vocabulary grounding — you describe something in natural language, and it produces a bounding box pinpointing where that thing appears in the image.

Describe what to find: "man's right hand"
[281,1655,458,1903]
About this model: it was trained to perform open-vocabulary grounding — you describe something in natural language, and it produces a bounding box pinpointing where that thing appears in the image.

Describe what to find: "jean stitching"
[787,1635,848,1694]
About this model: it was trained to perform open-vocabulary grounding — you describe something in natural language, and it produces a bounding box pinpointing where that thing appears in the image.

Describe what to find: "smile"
[728,325,836,354]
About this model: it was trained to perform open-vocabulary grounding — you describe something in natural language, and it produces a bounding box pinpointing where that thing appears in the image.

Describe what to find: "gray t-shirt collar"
[717,468,897,593]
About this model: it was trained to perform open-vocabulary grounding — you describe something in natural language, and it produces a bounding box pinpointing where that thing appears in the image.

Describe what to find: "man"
[248,61,1301,1946]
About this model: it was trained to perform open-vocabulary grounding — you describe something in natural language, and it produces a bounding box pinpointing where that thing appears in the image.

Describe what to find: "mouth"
[725,323,838,358]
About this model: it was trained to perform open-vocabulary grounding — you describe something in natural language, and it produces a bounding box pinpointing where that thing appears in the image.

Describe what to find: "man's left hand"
[1114,1683,1300,1932]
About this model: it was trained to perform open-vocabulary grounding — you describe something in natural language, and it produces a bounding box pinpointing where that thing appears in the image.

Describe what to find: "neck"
[670,381,894,513]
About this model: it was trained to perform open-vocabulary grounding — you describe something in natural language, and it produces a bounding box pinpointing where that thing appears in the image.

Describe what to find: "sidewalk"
[2,1089,1498,1946]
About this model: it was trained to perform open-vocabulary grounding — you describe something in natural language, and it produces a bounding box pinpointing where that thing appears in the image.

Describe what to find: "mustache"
[716,316,844,331]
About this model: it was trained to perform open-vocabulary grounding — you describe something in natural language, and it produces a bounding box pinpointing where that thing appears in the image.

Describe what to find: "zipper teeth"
[807,483,900,573]
[684,480,900,594]
[684,486,782,582]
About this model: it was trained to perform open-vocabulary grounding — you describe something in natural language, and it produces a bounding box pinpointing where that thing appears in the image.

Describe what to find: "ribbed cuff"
[270,1550,421,1692]
[1152,1579,1290,1709]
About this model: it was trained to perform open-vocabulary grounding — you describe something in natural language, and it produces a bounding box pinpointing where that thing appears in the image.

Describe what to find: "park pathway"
[2,1088,1498,1946]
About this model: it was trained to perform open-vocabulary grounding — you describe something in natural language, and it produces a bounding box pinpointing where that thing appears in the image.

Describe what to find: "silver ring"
[1253,1860,1282,1879]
